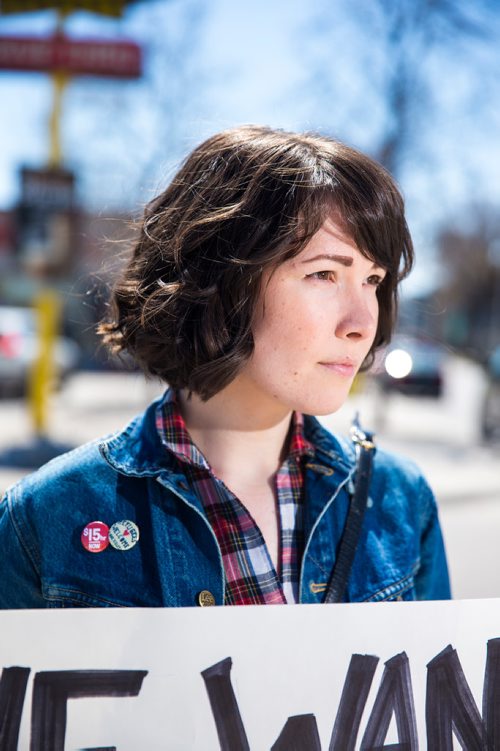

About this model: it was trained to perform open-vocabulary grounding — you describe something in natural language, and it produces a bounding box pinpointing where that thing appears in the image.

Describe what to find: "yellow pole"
[28,290,61,437]
[49,8,70,168]
[27,8,69,438]
[48,70,68,168]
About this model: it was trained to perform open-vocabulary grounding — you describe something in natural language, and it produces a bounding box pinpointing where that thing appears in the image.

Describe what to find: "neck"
[177,381,294,485]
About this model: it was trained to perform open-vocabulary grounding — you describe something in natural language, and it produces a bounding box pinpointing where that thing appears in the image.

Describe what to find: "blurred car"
[375,336,445,398]
[0,305,80,398]
[481,345,500,441]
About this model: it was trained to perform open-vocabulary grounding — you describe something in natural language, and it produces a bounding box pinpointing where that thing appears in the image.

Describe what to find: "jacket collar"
[100,392,356,478]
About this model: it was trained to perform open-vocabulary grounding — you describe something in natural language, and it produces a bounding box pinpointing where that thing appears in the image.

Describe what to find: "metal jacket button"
[197,590,216,607]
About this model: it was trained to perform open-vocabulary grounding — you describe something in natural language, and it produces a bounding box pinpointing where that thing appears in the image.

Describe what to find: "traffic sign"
[20,167,75,210]
[0,34,142,77]
[16,166,79,275]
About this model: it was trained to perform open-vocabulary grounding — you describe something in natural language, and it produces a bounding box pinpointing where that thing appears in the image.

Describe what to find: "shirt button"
[197,590,216,607]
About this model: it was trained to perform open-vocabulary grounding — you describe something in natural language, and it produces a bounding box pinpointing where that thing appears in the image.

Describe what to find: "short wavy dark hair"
[98,125,414,400]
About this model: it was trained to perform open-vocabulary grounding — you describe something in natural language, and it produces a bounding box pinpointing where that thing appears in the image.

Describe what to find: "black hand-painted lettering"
[30,669,147,751]
[0,666,30,751]
[201,657,250,751]
[271,714,322,750]
[329,653,379,751]
[483,637,500,751]
[426,644,484,751]
[361,652,418,750]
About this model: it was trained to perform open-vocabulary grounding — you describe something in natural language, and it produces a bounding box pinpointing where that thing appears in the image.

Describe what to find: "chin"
[308,401,348,417]
[290,391,350,417]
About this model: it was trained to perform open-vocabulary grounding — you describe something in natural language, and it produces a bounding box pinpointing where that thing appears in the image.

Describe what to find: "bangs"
[278,176,412,284]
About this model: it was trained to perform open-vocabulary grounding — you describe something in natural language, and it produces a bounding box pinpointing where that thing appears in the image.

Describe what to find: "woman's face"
[237,217,386,417]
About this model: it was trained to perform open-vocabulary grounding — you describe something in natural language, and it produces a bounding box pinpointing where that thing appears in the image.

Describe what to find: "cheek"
[369,295,381,339]
[252,283,290,348]
[251,271,343,368]
[253,298,327,369]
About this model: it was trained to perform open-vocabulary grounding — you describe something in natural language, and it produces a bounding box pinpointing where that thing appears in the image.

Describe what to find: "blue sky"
[1,0,499,293]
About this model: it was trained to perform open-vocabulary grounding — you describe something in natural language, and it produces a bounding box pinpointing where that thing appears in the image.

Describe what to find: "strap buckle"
[350,412,376,452]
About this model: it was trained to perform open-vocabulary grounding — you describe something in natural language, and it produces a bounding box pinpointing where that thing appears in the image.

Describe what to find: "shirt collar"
[155,389,210,470]
[287,411,315,461]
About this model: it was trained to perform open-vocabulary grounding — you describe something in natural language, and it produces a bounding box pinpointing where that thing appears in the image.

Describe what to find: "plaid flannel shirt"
[155,390,314,604]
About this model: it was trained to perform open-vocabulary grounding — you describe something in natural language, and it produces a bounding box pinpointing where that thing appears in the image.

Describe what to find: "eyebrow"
[301,253,382,270]
[301,253,353,267]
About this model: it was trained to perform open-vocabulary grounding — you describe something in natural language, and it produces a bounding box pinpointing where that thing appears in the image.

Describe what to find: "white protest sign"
[1,598,499,750]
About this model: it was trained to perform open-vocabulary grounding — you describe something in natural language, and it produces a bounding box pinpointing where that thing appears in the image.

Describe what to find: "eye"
[366,274,385,287]
[307,270,336,282]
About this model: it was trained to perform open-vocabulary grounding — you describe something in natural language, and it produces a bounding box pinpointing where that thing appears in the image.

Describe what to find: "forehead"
[287,215,392,275]
[293,220,356,260]
[284,218,372,272]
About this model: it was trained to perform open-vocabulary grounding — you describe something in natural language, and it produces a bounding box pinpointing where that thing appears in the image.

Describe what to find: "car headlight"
[384,349,413,379]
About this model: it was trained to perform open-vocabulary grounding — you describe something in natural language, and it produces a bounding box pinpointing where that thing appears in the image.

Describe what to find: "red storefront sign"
[0,34,141,78]
[1,0,127,17]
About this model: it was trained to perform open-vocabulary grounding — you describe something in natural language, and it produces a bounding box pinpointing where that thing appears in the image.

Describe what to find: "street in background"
[374,335,445,399]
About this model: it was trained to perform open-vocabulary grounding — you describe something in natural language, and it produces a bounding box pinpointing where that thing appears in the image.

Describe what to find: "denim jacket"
[0,395,450,608]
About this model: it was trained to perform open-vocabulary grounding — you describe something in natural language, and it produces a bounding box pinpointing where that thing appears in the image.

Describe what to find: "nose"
[334,291,378,342]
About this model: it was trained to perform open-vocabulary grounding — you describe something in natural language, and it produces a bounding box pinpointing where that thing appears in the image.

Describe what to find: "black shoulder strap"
[323,417,376,604]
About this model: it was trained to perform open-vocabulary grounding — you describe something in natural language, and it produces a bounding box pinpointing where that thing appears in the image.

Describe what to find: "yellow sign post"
[48,70,68,168]
[28,289,61,437]
[29,11,68,438]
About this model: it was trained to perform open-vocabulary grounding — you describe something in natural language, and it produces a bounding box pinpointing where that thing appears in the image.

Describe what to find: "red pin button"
[81,521,109,553]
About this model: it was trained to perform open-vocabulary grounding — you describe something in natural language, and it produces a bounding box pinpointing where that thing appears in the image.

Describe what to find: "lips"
[319,360,357,377]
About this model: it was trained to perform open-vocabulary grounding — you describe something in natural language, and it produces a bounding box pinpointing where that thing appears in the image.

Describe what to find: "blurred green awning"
[0,0,134,16]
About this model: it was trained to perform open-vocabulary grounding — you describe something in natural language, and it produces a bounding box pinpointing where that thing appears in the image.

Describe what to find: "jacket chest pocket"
[42,583,132,608]
[41,568,165,608]
[363,565,419,603]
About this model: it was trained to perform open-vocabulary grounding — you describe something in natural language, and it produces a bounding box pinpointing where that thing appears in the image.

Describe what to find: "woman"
[0,126,450,608]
